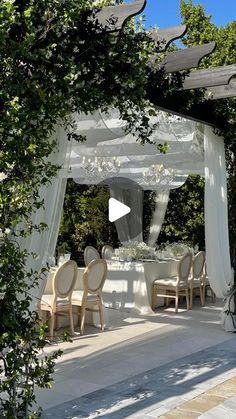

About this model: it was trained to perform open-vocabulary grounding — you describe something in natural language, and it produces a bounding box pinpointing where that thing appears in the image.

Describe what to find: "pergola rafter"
[182,64,236,89]
[94,0,146,32]
[160,42,216,72]
[206,79,236,100]
[150,25,187,51]
[94,0,235,127]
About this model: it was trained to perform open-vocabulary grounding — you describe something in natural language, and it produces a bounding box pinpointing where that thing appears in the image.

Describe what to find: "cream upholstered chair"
[152,253,192,313]
[84,246,100,266]
[101,245,114,260]
[189,251,205,309]
[41,260,78,338]
[72,259,107,334]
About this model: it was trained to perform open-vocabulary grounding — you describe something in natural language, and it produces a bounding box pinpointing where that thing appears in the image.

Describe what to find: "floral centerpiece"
[118,241,158,261]
[158,241,198,257]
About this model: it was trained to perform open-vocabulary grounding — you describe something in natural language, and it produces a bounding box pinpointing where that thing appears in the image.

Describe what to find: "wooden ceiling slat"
[206,79,236,99]
[183,64,236,89]
[94,0,146,32]
[150,25,187,51]
[161,42,216,72]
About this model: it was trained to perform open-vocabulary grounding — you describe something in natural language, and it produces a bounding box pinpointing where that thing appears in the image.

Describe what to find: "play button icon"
[109,198,131,222]
[99,176,143,241]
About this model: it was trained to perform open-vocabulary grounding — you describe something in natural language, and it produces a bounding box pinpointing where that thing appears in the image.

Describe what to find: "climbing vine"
[0,0,163,416]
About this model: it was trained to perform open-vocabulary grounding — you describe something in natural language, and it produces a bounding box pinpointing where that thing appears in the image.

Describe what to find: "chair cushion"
[153,277,188,289]
[72,290,99,305]
[41,294,69,310]
[189,277,202,288]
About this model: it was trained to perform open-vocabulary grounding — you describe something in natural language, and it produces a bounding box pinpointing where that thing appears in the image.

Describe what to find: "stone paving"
[160,376,236,418]
[39,301,236,419]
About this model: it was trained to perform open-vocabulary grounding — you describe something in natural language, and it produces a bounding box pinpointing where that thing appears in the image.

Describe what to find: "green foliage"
[159,175,205,249]
[179,0,236,145]
[57,180,119,263]
[0,0,164,416]
[180,0,236,66]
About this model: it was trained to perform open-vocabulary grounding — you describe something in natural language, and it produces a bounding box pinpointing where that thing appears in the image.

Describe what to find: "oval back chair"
[101,245,114,260]
[84,246,100,266]
[72,259,107,334]
[152,252,192,313]
[189,251,205,309]
[178,252,193,285]
[41,260,78,338]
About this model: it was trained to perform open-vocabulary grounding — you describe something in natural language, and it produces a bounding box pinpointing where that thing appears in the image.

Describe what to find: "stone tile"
[223,395,236,411]
[134,406,169,417]
[160,411,199,418]
[199,404,236,419]
[177,394,225,414]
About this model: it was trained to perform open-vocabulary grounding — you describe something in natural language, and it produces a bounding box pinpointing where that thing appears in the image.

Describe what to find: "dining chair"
[40,260,78,339]
[152,252,192,313]
[201,262,216,303]
[189,251,205,309]
[72,259,107,334]
[84,246,100,266]
[101,245,114,260]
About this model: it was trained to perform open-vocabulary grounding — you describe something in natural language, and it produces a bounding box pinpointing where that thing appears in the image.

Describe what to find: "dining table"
[44,257,179,317]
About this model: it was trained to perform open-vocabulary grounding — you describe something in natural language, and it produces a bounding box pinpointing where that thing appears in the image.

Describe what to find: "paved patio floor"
[37,299,236,418]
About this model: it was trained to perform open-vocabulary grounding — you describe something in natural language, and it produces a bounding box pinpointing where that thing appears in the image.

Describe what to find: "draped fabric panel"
[148,190,170,246]
[19,126,70,307]
[110,186,143,243]
[204,126,232,302]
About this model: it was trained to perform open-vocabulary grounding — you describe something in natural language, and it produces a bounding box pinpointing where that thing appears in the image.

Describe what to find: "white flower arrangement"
[158,241,198,257]
[118,241,158,261]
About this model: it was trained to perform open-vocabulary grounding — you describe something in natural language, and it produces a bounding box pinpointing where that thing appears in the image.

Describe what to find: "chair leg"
[152,286,156,311]
[80,304,86,335]
[69,306,74,336]
[49,312,56,339]
[175,292,179,313]
[202,284,206,305]
[199,285,204,306]
[98,301,105,331]
[212,289,216,303]
[190,287,193,310]
[185,289,190,310]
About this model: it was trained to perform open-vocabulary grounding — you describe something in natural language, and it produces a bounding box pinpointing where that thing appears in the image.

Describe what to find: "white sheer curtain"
[110,186,143,243]
[19,125,70,307]
[148,190,170,246]
[204,125,234,330]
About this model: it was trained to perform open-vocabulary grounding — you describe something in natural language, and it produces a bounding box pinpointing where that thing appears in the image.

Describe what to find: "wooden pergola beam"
[183,64,236,89]
[161,42,216,72]
[94,0,146,32]
[206,79,236,100]
[150,25,187,51]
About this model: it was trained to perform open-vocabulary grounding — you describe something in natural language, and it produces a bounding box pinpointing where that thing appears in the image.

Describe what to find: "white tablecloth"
[44,259,179,315]
[103,259,179,314]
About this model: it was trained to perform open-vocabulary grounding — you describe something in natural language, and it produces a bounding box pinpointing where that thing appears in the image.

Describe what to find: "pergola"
[26,0,235,330]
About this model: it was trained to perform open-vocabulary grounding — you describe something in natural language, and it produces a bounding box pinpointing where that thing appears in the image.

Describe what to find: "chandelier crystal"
[142,164,175,186]
[82,156,121,180]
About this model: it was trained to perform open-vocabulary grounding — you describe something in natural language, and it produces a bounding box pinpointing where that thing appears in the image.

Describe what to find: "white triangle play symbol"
[109,198,131,222]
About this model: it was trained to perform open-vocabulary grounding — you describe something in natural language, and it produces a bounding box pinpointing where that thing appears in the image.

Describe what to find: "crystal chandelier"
[82,156,121,179]
[142,164,175,186]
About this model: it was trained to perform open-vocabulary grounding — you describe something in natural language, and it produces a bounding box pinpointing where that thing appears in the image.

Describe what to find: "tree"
[179,0,236,272]
[57,180,119,263]
[158,175,205,249]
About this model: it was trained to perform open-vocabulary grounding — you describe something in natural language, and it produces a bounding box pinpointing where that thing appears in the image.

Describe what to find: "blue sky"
[142,0,236,28]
